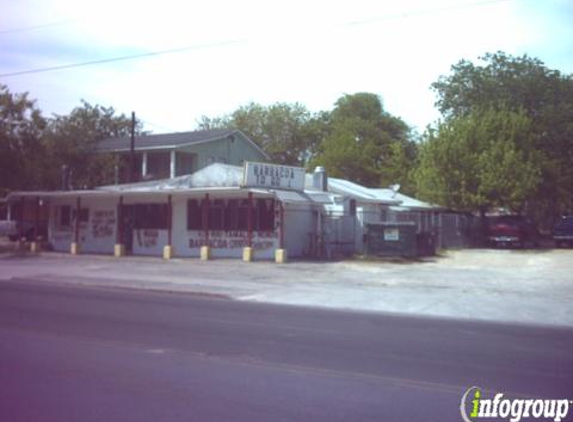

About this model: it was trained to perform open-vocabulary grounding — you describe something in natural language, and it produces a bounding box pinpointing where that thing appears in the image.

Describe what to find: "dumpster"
[365,222,417,257]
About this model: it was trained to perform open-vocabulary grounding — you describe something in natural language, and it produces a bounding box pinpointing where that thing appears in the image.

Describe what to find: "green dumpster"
[365,222,417,257]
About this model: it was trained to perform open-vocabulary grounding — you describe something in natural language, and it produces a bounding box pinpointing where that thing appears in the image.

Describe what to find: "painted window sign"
[243,162,305,191]
[136,229,159,248]
[92,210,115,238]
[384,228,400,241]
[188,230,277,250]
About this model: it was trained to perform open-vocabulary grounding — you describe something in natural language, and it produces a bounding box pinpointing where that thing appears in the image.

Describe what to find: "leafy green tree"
[199,94,416,187]
[311,93,415,188]
[310,118,383,186]
[0,84,46,195]
[43,101,138,189]
[432,52,573,223]
[414,108,541,217]
[380,141,418,194]
[198,102,314,166]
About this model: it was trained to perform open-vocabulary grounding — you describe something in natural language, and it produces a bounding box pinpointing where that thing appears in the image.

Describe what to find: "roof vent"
[313,166,328,192]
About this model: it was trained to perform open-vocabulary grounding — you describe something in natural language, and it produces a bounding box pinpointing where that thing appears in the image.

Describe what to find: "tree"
[310,119,383,186]
[311,93,416,189]
[379,141,418,194]
[431,52,573,223]
[199,93,416,188]
[0,84,46,195]
[43,101,138,189]
[414,108,541,217]
[198,102,315,166]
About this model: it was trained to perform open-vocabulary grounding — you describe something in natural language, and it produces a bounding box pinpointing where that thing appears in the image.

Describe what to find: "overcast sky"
[1,0,572,134]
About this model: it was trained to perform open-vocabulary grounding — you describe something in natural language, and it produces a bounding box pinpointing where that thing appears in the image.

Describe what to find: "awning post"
[114,195,125,257]
[163,194,174,260]
[18,196,24,241]
[243,192,254,262]
[275,200,287,263]
[247,192,253,248]
[71,196,81,255]
[201,193,211,260]
[74,197,81,244]
[35,196,41,240]
[202,194,210,244]
[167,194,173,246]
[117,196,123,244]
[279,201,285,249]
[29,196,42,253]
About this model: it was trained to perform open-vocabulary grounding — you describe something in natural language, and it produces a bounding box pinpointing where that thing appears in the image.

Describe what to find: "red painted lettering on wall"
[136,229,159,247]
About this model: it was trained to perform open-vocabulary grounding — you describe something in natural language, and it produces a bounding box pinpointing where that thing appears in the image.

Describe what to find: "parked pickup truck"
[553,215,573,247]
[486,215,540,248]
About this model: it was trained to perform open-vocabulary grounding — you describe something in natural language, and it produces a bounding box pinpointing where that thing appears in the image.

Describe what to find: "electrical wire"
[0,18,82,35]
[0,39,246,77]
[0,0,512,78]
[140,119,177,133]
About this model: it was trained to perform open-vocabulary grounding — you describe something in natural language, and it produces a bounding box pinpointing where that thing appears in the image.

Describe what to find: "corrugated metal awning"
[5,187,280,202]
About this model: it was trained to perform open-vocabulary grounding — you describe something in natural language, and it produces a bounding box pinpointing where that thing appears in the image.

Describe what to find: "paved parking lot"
[1,244,572,327]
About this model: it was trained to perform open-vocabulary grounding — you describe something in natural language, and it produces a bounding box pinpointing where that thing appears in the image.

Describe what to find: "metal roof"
[6,164,434,209]
[95,129,270,160]
[273,190,331,205]
[5,163,328,205]
[97,163,243,192]
[5,187,276,201]
[96,129,237,152]
[327,178,401,205]
[372,189,444,211]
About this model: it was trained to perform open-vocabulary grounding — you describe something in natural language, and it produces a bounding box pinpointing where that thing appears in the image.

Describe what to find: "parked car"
[553,215,573,248]
[486,215,540,248]
[5,220,48,241]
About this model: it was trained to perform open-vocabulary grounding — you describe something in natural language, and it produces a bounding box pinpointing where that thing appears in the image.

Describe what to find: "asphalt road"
[1,279,572,422]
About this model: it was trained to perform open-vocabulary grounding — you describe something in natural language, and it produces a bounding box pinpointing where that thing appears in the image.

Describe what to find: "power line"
[0,0,512,79]
[0,18,82,35]
[140,119,177,133]
[0,39,246,77]
[1,0,511,37]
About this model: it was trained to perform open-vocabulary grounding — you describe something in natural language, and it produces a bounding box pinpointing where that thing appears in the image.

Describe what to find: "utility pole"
[129,112,135,183]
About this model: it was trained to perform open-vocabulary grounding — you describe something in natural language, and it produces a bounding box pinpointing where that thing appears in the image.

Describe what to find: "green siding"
[178,133,267,170]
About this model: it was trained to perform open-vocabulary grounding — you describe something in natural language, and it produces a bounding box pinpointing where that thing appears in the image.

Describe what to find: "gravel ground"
[1,239,572,327]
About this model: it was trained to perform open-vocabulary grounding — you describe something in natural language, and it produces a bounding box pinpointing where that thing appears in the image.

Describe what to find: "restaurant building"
[7,161,461,260]
[6,163,338,261]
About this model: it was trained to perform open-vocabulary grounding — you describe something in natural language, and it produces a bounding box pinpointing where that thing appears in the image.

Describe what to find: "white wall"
[171,195,278,260]
[49,197,118,254]
[132,229,168,256]
[46,193,318,260]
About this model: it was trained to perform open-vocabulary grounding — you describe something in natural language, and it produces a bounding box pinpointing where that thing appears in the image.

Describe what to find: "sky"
[1,0,572,134]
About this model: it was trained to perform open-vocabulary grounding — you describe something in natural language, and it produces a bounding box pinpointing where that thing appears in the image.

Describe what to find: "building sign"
[243,162,305,191]
[188,230,277,250]
[91,210,115,239]
[384,228,400,241]
[136,229,159,248]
